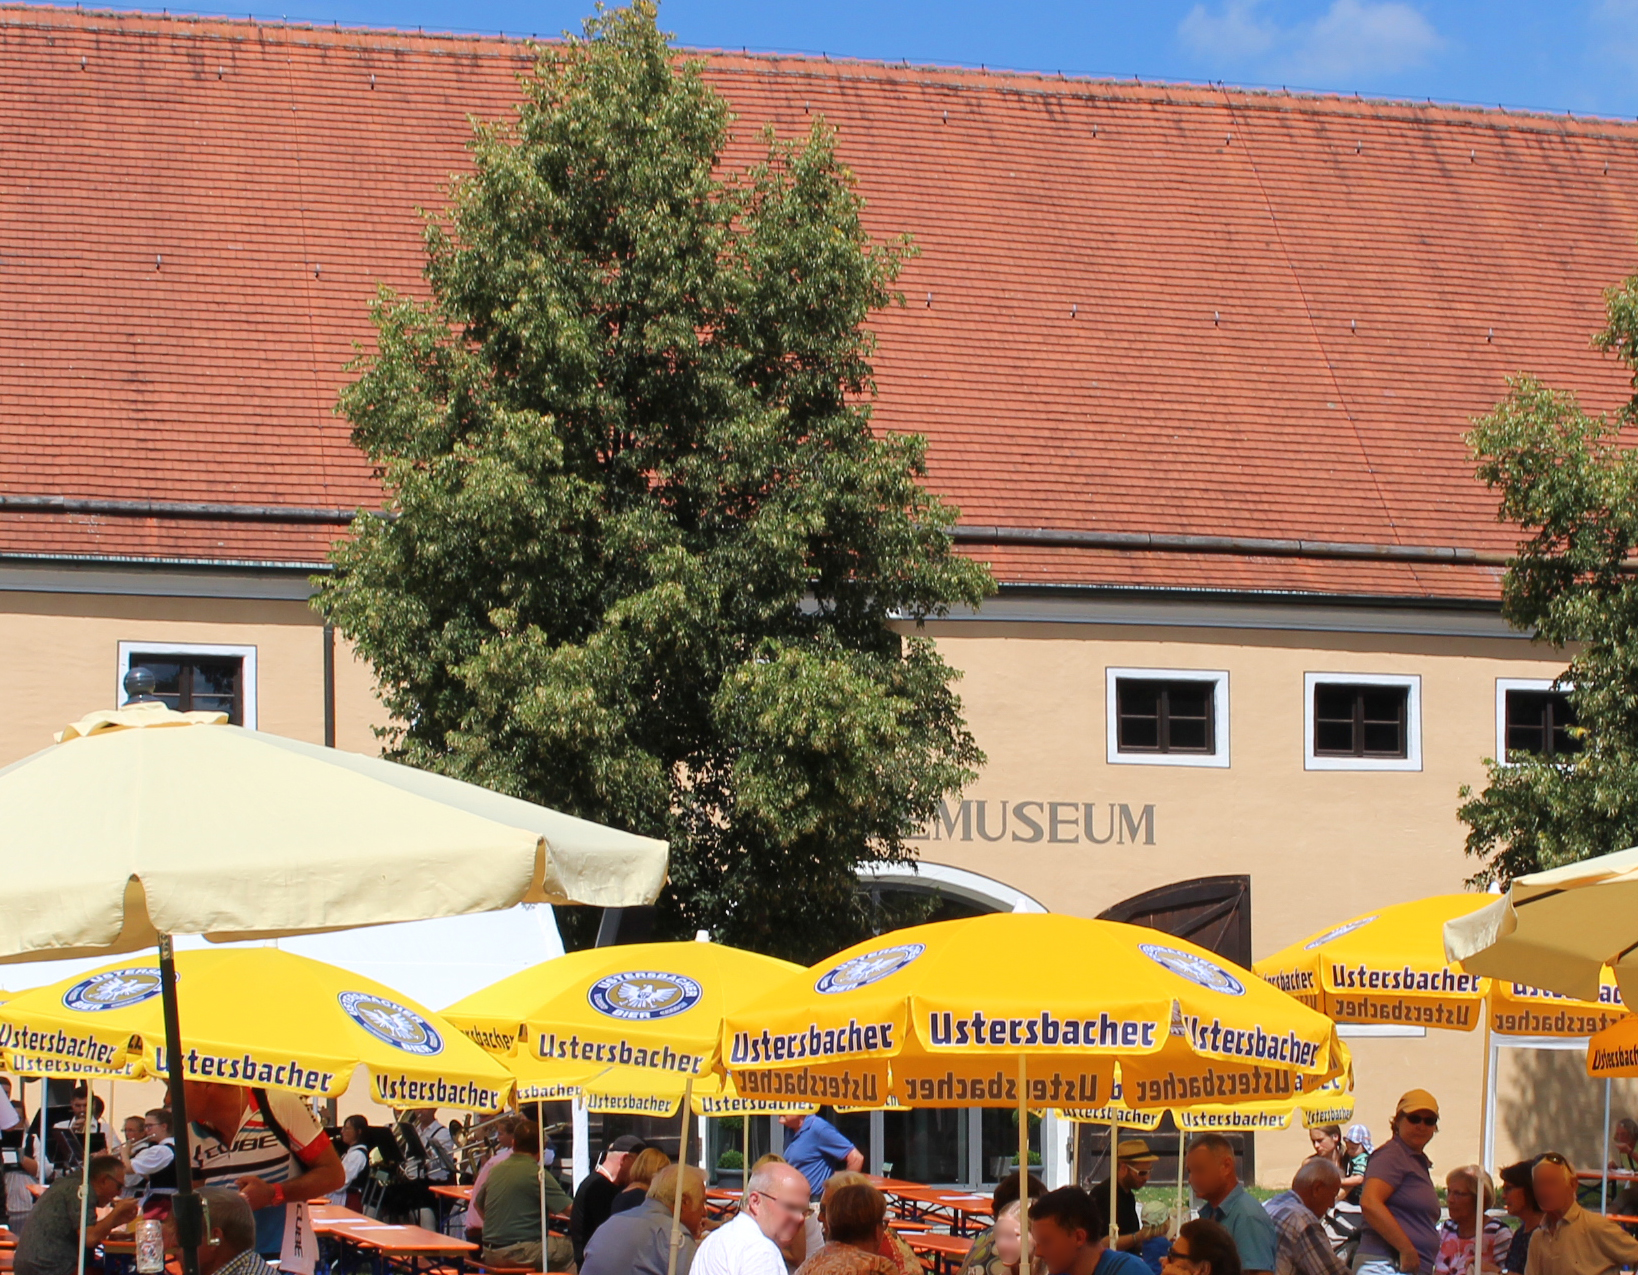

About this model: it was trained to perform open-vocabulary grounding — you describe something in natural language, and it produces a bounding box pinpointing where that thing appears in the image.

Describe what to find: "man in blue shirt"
[1187,1133,1278,1275]
[777,1112,863,1200]
[1029,1187,1151,1275]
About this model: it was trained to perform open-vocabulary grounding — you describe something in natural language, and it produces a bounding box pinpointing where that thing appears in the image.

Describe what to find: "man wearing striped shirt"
[184,1082,345,1260]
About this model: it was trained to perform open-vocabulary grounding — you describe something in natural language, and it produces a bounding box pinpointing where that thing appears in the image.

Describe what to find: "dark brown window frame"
[1115,677,1218,755]
[1312,682,1409,759]
[1504,687,1581,760]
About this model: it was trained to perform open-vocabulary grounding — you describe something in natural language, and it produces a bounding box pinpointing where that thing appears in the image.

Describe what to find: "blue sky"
[106,0,1638,120]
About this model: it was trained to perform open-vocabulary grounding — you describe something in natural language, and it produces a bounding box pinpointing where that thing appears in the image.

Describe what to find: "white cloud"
[1178,0,1444,86]
[1591,0,1638,74]
[1179,0,1278,61]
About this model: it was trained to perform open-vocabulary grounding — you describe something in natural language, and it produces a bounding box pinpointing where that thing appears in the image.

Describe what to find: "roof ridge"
[4,2,1636,134]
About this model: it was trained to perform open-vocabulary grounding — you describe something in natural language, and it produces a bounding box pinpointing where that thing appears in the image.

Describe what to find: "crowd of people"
[6,1083,1638,1275]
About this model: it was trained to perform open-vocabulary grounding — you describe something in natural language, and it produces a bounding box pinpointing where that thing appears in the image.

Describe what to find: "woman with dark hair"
[1498,1160,1543,1275]
[796,1182,898,1275]
[1163,1219,1242,1275]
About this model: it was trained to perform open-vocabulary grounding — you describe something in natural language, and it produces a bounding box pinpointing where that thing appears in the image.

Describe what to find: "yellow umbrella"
[512,1062,816,1118]
[724,914,1339,1268]
[1256,894,1494,1030]
[724,915,1338,1106]
[444,940,798,1080]
[1489,968,1625,1038]
[446,940,805,1275]
[0,947,514,1110]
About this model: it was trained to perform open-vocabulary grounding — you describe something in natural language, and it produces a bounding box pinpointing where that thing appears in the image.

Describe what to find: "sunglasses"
[1401,1113,1438,1127]
[1166,1248,1194,1263]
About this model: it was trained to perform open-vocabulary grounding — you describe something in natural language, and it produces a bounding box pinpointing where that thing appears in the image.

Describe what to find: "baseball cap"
[1395,1089,1439,1117]
[1345,1124,1371,1144]
[1117,1138,1160,1164]
[608,1135,647,1153]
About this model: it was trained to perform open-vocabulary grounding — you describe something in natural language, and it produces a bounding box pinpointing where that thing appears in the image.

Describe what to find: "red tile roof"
[2,6,1636,599]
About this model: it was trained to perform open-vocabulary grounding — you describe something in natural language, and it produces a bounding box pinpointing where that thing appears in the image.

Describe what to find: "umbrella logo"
[1139,944,1247,997]
[339,992,445,1056]
[63,969,166,1013]
[1302,916,1377,950]
[588,971,703,1021]
[815,944,927,995]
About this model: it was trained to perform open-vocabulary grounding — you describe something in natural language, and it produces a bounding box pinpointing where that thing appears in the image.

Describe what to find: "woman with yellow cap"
[1357,1091,1442,1275]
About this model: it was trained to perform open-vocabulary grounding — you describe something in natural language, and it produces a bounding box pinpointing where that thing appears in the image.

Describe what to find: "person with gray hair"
[693,1160,811,1275]
[580,1164,707,1275]
[181,1187,274,1275]
[1265,1156,1350,1275]
[14,1155,138,1275]
[1434,1166,1508,1275]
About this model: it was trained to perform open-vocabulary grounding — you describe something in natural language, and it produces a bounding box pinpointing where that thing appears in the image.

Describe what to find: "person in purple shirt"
[778,1113,863,1200]
[1357,1089,1443,1275]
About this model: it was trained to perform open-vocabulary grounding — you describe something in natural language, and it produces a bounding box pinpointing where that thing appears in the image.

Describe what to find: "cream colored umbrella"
[0,699,668,1275]
[0,702,667,958]
[1444,848,1638,1006]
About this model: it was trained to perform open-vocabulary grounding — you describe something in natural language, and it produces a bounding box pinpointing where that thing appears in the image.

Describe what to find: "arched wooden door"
[1090,874,1257,1184]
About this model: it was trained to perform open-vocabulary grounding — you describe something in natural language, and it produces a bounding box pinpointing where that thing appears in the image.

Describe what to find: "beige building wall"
[0,587,382,765]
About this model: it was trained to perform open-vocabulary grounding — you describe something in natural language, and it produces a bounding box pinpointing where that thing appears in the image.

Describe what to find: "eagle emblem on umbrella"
[589,970,703,1020]
[1139,944,1246,997]
[339,991,445,1056]
[63,968,166,1013]
[815,943,927,995]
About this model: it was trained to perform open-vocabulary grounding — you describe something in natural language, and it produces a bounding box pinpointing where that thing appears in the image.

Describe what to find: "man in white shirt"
[126,1110,177,1205]
[413,1110,457,1184]
[692,1161,810,1275]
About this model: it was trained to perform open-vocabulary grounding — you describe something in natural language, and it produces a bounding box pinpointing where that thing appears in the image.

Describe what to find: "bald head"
[1292,1156,1342,1216]
[746,1161,811,1246]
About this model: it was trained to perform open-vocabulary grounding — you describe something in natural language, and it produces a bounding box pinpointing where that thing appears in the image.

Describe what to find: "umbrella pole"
[1476,1015,1491,1274]
[1603,1080,1613,1213]
[667,1075,693,1275]
[74,1075,92,1275]
[1109,1120,1119,1245]
[537,1101,547,1261]
[1175,1126,1184,1236]
[1018,1057,1030,1272]
[158,934,203,1275]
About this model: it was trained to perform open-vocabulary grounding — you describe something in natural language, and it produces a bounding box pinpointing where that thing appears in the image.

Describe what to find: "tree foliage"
[315,3,994,960]
[1459,267,1638,883]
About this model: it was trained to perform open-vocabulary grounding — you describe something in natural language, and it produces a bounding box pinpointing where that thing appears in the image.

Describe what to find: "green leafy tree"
[315,2,994,961]
[1459,267,1638,883]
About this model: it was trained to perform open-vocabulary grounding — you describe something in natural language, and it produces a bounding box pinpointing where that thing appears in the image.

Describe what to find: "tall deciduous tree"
[316,3,993,960]
[1460,267,1638,883]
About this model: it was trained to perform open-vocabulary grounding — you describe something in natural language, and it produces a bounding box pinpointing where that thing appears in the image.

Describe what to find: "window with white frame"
[117,642,258,728]
[1304,672,1421,771]
[1496,677,1580,762]
[1106,668,1230,767]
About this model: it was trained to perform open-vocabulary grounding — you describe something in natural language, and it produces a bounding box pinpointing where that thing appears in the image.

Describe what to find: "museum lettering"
[911,800,1156,845]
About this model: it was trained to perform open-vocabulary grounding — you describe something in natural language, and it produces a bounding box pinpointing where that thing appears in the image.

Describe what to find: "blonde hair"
[625,1147,671,1188]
